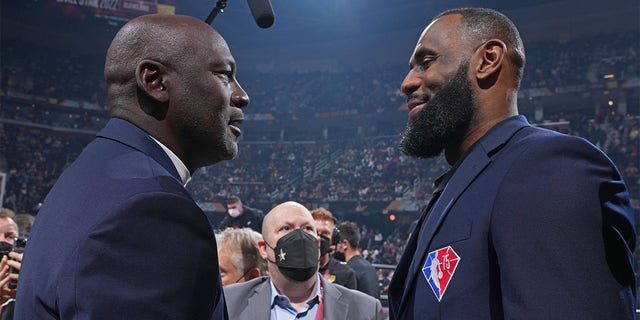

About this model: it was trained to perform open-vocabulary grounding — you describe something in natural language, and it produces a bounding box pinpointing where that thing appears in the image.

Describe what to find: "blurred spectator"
[310,207,357,290]
[215,228,267,286]
[379,269,393,295]
[0,209,17,246]
[0,208,21,320]
[218,195,264,233]
[12,214,34,238]
[335,221,380,300]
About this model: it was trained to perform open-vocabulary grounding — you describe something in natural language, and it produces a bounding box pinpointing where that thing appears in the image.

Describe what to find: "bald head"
[104,14,224,114]
[101,13,249,172]
[259,201,320,286]
[262,202,316,238]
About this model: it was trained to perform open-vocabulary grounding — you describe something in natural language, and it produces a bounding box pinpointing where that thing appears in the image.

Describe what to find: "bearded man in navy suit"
[389,7,636,320]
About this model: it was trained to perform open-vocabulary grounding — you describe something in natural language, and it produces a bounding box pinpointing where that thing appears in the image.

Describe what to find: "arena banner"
[50,0,176,24]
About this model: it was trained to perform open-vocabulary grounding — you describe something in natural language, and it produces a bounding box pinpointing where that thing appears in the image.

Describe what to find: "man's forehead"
[314,219,334,225]
[0,217,17,229]
[279,216,314,227]
[409,15,462,63]
[269,210,312,227]
[409,18,442,64]
[417,18,441,45]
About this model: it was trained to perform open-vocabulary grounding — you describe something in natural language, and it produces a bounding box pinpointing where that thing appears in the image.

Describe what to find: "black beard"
[399,63,475,159]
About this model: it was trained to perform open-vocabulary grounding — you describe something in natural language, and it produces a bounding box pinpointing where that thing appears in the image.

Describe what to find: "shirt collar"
[269,274,322,311]
[150,136,191,186]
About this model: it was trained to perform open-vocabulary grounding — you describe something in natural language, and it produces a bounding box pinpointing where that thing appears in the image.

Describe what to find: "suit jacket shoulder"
[223,277,271,320]
[322,277,384,320]
[15,118,226,320]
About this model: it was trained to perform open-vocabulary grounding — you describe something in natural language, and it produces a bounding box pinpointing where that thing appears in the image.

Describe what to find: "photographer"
[0,208,21,320]
[0,252,21,319]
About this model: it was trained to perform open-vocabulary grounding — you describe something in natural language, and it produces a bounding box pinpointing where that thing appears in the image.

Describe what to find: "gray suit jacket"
[224,276,384,320]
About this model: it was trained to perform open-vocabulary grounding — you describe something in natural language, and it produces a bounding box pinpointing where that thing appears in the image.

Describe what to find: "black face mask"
[333,251,346,262]
[319,234,331,256]
[266,229,319,282]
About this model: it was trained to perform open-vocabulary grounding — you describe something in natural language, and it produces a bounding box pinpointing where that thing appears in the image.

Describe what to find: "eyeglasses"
[233,266,257,284]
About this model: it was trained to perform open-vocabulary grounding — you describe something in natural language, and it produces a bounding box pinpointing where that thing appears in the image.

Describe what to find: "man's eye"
[215,71,232,84]
[417,56,438,71]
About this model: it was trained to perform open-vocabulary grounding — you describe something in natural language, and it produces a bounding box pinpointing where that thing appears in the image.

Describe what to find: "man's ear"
[474,39,507,84]
[135,60,169,103]
[341,239,350,250]
[258,239,268,259]
[245,267,262,280]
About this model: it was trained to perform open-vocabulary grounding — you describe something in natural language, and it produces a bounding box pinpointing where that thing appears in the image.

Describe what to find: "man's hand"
[0,255,18,305]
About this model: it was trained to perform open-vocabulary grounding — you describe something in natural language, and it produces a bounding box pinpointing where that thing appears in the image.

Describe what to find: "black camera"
[331,226,341,246]
[9,236,27,289]
[13,237,27,253]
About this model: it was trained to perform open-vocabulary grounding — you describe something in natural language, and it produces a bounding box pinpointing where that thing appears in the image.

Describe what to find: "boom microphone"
[246,0,275,28]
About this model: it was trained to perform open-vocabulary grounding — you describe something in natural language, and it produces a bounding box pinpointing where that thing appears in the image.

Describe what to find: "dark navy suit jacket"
[15,118,227,319]
[389,115,636,319]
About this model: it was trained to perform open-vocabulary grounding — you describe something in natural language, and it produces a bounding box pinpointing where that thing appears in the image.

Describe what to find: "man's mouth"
[407,98,428,117]
[228,116,244,138]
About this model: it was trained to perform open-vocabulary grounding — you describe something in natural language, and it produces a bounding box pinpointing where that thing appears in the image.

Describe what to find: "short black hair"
[336,221,360,249]
[436,7,526,88]
[227,195,241,204]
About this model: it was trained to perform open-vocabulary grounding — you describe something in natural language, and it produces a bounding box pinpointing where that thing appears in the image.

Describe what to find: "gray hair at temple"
[216,227,268,277]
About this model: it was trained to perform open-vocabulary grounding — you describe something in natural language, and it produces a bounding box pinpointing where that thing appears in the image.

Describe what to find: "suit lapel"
[396,115,530,316]
[320,277,349,320]
[389,210,422,316]
[398,146,491,312]
[240,278,272,320]
[97,118,182,183]
[412,147,490,268]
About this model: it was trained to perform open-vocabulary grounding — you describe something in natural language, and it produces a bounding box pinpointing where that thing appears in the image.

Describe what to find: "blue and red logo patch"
[421,246,460,301]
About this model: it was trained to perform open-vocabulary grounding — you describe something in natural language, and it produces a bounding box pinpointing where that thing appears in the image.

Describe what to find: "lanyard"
[314,285,324,320]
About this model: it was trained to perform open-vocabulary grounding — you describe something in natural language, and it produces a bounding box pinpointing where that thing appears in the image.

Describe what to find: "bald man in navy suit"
[15,14,250,319]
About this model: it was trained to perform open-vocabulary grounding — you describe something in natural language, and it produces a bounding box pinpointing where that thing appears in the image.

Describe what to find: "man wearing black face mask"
[310,208,357,290]
[223,201,383,320]
[0,208,22,320]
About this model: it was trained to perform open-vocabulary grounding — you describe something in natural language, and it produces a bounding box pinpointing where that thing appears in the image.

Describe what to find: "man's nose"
[400,69,421,96]
[232,81,250,108]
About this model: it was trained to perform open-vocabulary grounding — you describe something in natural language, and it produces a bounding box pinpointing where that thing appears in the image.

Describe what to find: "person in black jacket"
[335,221,380,300]
[218,195,264,233]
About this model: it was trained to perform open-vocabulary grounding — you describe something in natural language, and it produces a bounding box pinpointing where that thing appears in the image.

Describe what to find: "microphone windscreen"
[246,0,275,28]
